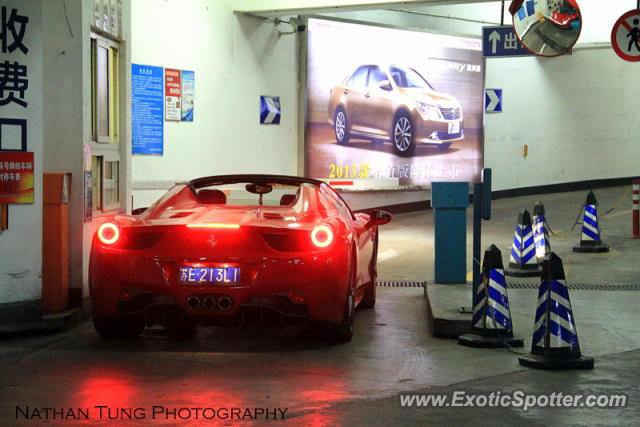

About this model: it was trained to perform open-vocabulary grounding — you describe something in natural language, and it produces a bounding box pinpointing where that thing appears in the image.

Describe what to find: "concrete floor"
[1,186,638,425]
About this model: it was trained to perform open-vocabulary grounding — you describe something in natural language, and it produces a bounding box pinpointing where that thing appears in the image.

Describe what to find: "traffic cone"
[505,209,541,277]
[532,202,551,262]
[459,244,523,348]
[519,253,594,370]
[573,190,609,253]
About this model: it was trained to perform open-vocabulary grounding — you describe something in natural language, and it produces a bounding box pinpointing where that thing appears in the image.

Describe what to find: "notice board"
[132,64,164,155]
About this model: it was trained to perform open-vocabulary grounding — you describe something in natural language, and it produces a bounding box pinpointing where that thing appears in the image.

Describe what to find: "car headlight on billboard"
[416,101,443,120]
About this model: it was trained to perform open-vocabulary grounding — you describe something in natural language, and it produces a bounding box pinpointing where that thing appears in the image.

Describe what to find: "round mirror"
[510,0,582,57]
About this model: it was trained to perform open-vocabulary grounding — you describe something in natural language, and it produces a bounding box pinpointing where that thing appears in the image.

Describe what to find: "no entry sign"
[611,9,640,61]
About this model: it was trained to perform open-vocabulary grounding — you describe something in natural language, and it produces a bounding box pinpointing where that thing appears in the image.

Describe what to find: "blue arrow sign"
[482,26,533,58]
[485,89,502,113]
[260,95,281,125]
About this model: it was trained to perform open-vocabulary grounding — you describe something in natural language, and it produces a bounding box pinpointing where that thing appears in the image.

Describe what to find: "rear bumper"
[115,291,310,327]
[89,246,350,325]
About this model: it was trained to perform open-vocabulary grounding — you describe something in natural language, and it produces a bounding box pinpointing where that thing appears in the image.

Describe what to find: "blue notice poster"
[132,64,164,154]
[181,70,194,122]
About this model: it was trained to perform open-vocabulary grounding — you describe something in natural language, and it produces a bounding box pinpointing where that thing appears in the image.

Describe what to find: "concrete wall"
[41,1,132,300]
[40,0,88,304]
[0,0,43,304]
[130,0,299,209]
[484,46,639,191]
[0,0,132,305]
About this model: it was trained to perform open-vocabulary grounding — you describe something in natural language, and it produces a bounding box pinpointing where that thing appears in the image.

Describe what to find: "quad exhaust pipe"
[186,295,233,312]
[186,296,200,310]
[202,296,217,311]
[218,296,233,311]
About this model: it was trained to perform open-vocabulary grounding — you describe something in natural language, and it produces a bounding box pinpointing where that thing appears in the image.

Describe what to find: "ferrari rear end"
[89,176,353,338]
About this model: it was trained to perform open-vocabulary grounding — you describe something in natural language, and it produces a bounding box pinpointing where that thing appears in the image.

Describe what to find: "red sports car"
[549,0,580,29]
[90,174,391,341]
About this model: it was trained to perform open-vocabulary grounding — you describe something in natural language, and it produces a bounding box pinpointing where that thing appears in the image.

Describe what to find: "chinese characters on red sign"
[1,5,31,208]
[0,152,34,203]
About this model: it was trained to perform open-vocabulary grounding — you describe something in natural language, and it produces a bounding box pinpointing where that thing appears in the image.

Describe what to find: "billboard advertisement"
[305,18,484,188]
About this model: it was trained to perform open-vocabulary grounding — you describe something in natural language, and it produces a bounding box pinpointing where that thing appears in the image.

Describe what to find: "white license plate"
[448,122,460,134]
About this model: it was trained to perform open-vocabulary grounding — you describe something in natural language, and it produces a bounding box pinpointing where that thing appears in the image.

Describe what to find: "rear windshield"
[195,182,303,207]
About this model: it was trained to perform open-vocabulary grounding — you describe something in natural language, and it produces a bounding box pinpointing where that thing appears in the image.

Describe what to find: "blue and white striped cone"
[533,202,551,262]
[519,253,594,370]
[459,244,523,348]
[505,209,541,277]
[573,191,609,253]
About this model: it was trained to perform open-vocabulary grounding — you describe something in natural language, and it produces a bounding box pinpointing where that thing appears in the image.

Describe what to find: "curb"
[424,283,472,339]
[0,308,84,338]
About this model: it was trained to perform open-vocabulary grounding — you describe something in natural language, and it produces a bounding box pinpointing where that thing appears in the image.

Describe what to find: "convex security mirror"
[510,0,581,57]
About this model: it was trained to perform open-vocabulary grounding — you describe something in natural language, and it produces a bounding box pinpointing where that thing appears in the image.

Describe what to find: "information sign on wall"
[181,70,194,122]
[165,68,182,121]
[132,64,164,155]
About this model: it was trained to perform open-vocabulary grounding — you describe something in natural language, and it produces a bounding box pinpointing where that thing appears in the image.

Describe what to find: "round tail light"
[311,225,334,248]
[97,222,121,245]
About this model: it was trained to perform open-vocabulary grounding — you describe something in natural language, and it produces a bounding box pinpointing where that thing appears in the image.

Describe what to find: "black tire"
[93,315,145,338]
[332,293,355,342]
[360,280,376,309]
[392,112,415,157]
[434,142,452,151]
[334,108,350,145]
[360,232,378,309]
[329,248,357,342]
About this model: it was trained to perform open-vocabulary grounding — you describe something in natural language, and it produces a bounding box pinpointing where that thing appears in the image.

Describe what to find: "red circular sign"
[611,9,640,61]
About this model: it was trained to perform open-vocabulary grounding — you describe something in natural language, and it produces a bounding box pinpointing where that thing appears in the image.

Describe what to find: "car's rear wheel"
[328,249,356,342]
[335,108,350,145]
[392,113,415,157]
[360,231,378,309]
[333,293,355,342]
[93,315,145,338]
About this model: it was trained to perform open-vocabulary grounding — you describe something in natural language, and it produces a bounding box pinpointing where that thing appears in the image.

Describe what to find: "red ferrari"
[549,0,580,30]
[90,175,391,342]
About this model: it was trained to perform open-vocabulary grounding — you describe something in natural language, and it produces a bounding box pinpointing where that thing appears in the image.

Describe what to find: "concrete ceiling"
[233,0,501,19]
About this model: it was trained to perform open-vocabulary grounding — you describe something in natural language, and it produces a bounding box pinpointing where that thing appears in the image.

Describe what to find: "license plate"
[179,267,240,284]
[448,122,460,134]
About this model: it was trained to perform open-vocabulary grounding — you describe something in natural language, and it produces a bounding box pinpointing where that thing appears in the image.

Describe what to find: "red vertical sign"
[165,68,182,121]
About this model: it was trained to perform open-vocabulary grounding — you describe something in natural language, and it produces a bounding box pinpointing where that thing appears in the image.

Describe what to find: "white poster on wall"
[181,70,194,122]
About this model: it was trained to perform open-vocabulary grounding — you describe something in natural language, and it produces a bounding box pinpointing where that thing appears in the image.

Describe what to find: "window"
[90,32,122,215]
[91,156,120,212]
[91,156,102,211]
[320,184,354,220]
[368,66,388,88]
[91,37,120,143]
[103,160,119,209]
[347,66,369,88]
[197,182,302,207]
